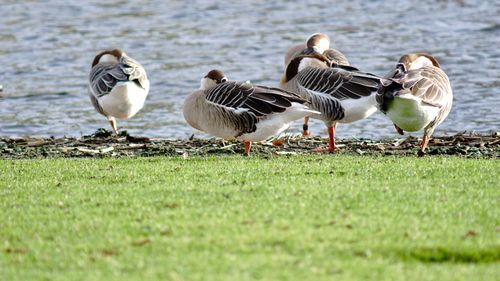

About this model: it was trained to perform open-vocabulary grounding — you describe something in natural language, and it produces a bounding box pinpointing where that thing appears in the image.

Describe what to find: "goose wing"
[296,66,380,100]
[323,49,350,66]
[205,81,306,117]
[89,55,148,98]
[400,66,451,107]
[203,81,307,135]
[378,66,450,109]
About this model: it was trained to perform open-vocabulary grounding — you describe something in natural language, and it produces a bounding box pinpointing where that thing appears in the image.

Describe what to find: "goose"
[183,69,319,156]
[377,53,453,156]
[88,49,150,134]
[280,33,381,152]
[283,35,350,137]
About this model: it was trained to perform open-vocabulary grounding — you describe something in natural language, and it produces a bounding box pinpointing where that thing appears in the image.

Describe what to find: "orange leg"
[244,141,252,156]
[108,117,118,134]
[328,125,336,152]
[311,124,337,153]
[302,116,311,136]
[418,134,430,157]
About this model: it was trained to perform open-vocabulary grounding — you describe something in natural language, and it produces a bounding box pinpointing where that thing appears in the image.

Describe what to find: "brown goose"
[280,33,381,152]
[377,53,453,156]
[88,49,149,134]
[183,69,319,156]
[283,35,350,138]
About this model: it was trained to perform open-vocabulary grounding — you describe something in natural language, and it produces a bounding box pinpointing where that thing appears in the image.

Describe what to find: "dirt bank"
[1,129,498,159]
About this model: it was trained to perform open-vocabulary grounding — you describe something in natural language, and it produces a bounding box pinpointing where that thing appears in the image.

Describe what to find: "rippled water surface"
[1,0,499,138]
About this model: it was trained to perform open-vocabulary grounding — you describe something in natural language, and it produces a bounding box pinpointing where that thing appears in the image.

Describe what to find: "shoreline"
[1,131,498,159]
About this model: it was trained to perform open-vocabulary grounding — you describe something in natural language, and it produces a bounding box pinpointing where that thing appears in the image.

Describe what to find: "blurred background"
[0,0,498,139]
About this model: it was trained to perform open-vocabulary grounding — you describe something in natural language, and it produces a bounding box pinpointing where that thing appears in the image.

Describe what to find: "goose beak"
[311,52,333,67]
[297,48,332,66]
[299,47,317,56]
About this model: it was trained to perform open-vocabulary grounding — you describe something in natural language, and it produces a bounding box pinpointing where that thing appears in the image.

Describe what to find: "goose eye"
[220,77,228,83]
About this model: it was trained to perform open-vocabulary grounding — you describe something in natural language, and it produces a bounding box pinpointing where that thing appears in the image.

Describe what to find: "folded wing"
[377,66,450,111]
[204,81,307,134]
[89,55,148,98]
[296,66,380,100]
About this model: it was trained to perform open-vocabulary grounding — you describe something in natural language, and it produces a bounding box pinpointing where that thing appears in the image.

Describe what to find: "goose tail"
[285,102,320,120]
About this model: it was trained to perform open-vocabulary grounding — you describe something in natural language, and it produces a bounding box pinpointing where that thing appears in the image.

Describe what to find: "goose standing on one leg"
[283,35,350,137]
[88,49,150,134]
[280,33,382,152]
[183,69,319,156]
[377,53,453,156]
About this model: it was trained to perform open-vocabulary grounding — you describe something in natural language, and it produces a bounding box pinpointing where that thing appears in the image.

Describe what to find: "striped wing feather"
[89,55,147,98]
[203,81,307,135]
[205,81,305,117]
[379,66,450,108]
[405,67,450,107]
[297,66,380,100]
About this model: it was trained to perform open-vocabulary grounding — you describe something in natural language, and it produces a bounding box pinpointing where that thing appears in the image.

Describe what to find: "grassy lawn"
[0,155,499,281]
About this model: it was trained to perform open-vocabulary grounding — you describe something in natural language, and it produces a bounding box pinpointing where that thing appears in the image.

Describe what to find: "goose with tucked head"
[88,49,150,134]
[280,33,382,152]
[377,53,453,156]
[283,34,350,137]
[183,69,319,156]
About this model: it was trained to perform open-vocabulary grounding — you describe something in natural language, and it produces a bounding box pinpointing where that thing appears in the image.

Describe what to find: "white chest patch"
[99,81,148,119]
[338,95,378,123]
[239,103,317,142]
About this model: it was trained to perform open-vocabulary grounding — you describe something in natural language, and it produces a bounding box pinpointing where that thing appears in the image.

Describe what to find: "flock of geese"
[88,33,453,157]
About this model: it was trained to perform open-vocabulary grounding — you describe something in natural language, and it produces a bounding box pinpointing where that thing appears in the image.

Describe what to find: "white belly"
[338,95,377,123]
[201,124,239,140]
[386,95,439,132]
[239,117,291,142]
[99,82,148,119]
[239,103,317,142]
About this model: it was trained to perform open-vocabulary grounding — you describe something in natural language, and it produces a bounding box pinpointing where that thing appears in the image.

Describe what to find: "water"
[0,0,499,139]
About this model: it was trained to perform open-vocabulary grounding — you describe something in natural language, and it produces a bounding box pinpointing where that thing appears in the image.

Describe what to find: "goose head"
[200,69,228,90]
[284,33,331,66]
[398,53,441,71]
[295,33,332,69]
[281,33,333,83]
[306,33,330,54]
[92,49,124,67]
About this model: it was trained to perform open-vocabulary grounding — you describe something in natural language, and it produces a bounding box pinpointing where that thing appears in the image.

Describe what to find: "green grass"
[0,155,499,281]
